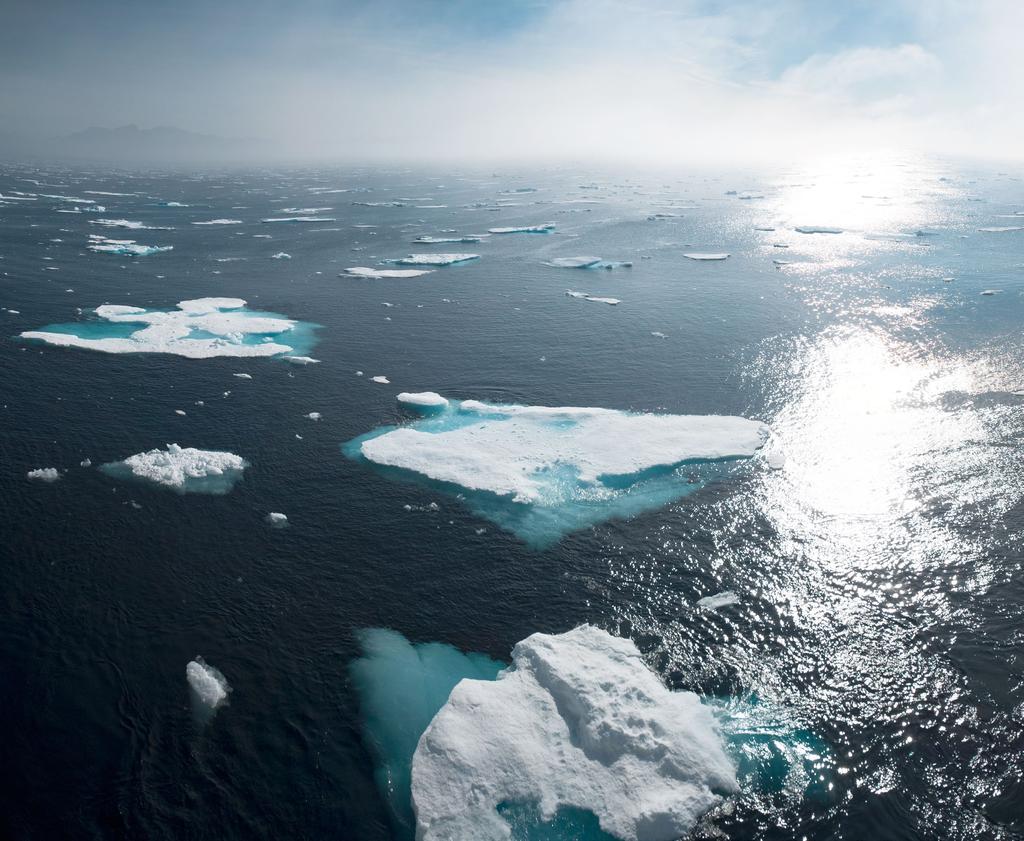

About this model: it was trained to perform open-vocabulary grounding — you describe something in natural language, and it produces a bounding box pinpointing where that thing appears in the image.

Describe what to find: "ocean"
[1,156,1023,839]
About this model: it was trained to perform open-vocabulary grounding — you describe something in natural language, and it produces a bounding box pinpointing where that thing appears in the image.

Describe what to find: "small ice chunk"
[175,409,187,416]
[795,226,843,234]
[102,444,247,493]
[186,657,230,708]
[394,253,479,266]
[697,591,739,610]
[980,290,1000,296]
[371,375,390,384]
[344,267,434,279]
[271,252,292,259]
[413,235,487,243]
[306,411,322,420]
[266,512,288,527]
[192,219,243,225]
[546,256,602,268]
[566,290,621,305]
[488,223,555,234]
[397,391,449,410]
[684,252,729,261]
[979,226,1024,233]
[284,356,320,365]
[233,373,252,379]
[80,458,92,467]
[27,467,60,482]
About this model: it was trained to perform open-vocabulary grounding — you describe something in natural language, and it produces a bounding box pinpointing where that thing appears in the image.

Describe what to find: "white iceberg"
[697,591,739,610]
[27,467,60,482]
[101,444,248,494]
[344,267,434,279]
[412,625,737,841]
[566,290,621,305]
[393,253,479,266]
[488,224,555,234]
[266,512,289,527]
[684,252,730,261]
[397,391,449,410]
[87,235,172,257]
[22,298,315,359]
[186,657,230,708]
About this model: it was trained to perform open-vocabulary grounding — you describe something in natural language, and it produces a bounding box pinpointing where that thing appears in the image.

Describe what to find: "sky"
[1,0,1022,163]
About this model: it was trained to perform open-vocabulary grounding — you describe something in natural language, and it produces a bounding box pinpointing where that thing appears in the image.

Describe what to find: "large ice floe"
[392,253,479,266]
[488,224,555,234]
[344,267,434,279]
[351,625,824,841]
[86,234,172,256]
[100,444,248,494]
[345,396,769,545]
[21,297,318,359]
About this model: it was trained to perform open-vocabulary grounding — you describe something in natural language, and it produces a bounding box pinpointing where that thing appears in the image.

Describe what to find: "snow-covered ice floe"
[546,256,633,269]
[192,218,243,225]
[100,444,248,494]
[393,253,479,266]
[566,290,621,305]
[351,625,825,841]
[487,223,555,234]
[27,467,61,482]
[266,512,289,527]
[794,226,843,234]
[413,235,487,244]
[87,234,172,257]
[344,267,434,279]
[979,226,1024,233]
[397,391,450,412]
[261,216,337,223]
[684,252,730,261]
[345,396,769,545]
[697,591,739,610]
[187,657,230,709]
[21,298,318,359]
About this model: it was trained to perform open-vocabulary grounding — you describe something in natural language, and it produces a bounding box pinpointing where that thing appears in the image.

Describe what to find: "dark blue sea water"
[1,157,1023,839]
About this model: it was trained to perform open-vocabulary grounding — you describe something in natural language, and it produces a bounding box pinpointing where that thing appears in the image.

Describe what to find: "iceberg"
[344,267,434,279]
[397,392,449,411]
[21,298,318,359]
[186,657,230,709]
[27,467,60,482]
[100,444,248,494]
[192,218,243,225]
[412,625,737,841]
[683,252,729,261]
[697,591,739,610]
[488,224,555,234]
[345,397,769,544]
[393,253,479,266]
[87,234,172,257]
[566,290,621,305]
[266,512,289,527]
[89,218,173,230]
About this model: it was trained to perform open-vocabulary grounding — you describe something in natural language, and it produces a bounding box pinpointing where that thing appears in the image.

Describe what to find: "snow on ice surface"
[347,397,769,544]
[412,625,737,841]
[488,224,555,234]
[393,253,479,266]
[684,253,730,261]
[344,267,434,279]
[186,657,230,708]
[101,444,248,494]
[27,467,60,482]
[21,298,317,360]
[86,235,172,257]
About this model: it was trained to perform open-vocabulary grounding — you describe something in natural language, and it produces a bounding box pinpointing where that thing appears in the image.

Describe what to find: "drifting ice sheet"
[101,444,248,493]
[21,298,317,359]
[345,267,434,279]
[394,253,479,266]
[412,625,737,841]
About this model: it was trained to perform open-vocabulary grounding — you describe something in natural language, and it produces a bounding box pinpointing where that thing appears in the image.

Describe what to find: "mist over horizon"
[3,0,1024,166]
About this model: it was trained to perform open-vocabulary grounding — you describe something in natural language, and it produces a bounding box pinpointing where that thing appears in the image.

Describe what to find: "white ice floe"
[284,355,320,365]
[233,373,252,379]
[371,375,390,384]
[102,444,248,493]
[360,399,768,504]
[87,234,172,257]
[413,235,487,244]
[344,267,434,279]
[186,657,230,708]
[397,392,450,409]
[566,290,621,305]
[697,591,739,610]
[266,512,289,527]
[547,256,602,268]
[306,412,322,420]
[412,624,737,841]
[261,216,336,223]
[394,253,479,266]
[487,224,555,234]
[981,290,1000,296]
[979,226,1024,233]
[795,226,843,234]
[192,218,243,225]
[22,298,305,359]
[271,252,291,259]
[27,467,60,482]
[684,252,730,261]
[90,218,173,230]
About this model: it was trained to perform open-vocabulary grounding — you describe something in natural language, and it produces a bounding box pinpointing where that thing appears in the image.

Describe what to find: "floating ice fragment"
[80,458,92,467]
[546,256,631,269]
[306,412,322,420]
[979,226,1024,233]
[651,331,667,338]
[101,444,247,494]
[412,625,737,841]
[27,467,60,482]
[980,290,1000,296]
[344,267,434,279]
[186,657,230,708]
[87,234,172,257]
[284,355,320,365]
[261,216,336,223]
[684,252,730,261]
[192,218,243,225]
[90,219,173,230]
[795,226,843,234]
[233,373,252,379]
[266,512,288,527]
[371,375,390,384]
[397,391,450,411]
[413,235,487,244]
[393,253,479,266]
[697,591,739,610]
[174,409,187,416]
[566,290,621,305]
[488,223,555,234]
[271,252,291,259]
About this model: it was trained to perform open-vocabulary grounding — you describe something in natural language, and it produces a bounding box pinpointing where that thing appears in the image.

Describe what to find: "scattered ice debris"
[412,625,736,841]
[280,207,332,214]
[87,235,172,257]
[393,253,479,266]
[101,444,248,494]
[306,412,322,421]
[795,226,843,234]
[266,512,289,527]
[413,235,486,243]
[684,252,729,261]
[186,657,230,708]
[22,298,314,359]
[233,373,252,379]
[27,467,60,482]
[271,252,291,259]
[397,392,450,411]
[697,591,739,610]
[371,375,390,384]
[192,218,243,225]
[566,290,621,305]
[651,331,667,338]
[90,218,173,230]
[487,223,555,234]
[261,216,336,223]
[344,267,434,279]
[284,355,320,365]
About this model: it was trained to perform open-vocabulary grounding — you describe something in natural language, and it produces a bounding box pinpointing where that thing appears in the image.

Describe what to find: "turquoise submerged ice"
[21,297,319,359]
[345,396,769,545]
